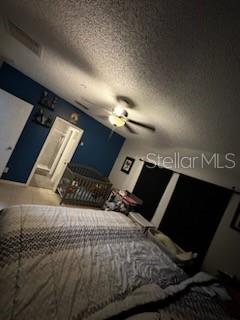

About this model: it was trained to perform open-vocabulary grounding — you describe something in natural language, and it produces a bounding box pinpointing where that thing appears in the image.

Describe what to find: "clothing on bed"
[0,205,234,320]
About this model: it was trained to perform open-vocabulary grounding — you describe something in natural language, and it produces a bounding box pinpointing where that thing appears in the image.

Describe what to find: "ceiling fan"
[94,97,156,134]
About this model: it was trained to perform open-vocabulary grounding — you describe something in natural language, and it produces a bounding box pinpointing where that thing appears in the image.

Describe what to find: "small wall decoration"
[230,203,240,232]
[33,108,53,128]
[39,90,58,111]
[121,157,135,174]
[70,112,79,124]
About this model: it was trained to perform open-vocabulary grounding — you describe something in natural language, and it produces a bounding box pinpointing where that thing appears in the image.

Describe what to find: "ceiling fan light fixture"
[108,114,126,127]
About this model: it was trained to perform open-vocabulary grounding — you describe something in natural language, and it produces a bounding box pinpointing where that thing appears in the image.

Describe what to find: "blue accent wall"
[0,63,125,183]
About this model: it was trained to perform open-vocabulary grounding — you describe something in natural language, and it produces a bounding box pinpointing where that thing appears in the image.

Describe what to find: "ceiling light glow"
[113,105,125,117]
[108,114,126,127]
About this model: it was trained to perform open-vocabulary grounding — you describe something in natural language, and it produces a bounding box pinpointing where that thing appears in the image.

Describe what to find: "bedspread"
[0,205,234,320]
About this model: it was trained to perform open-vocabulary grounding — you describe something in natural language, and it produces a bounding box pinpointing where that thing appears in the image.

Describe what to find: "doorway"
[28,117,83,191]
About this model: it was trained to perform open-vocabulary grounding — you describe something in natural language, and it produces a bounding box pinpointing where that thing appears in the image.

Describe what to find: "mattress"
[0,205,234,320]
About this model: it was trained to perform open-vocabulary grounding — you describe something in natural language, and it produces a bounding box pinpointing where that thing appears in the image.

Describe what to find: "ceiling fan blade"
[94,107,112,114]
[75,99,112,114]
[116,96,136,109]
[127,119,156,131]
[125,122,138,134]
[96,115,109,120]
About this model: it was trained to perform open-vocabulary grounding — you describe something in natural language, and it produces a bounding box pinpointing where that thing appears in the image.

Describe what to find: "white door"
[0,89,33,176]
[49,128,73,175]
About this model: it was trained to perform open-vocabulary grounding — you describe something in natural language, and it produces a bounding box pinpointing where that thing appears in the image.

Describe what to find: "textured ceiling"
[0,0,239,154]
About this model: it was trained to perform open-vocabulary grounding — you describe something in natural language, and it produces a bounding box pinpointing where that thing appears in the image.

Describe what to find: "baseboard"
[0,179,26,187]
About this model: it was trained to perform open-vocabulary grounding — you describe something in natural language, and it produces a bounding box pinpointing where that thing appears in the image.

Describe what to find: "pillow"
[154,232,193,261]
[154,233,182,255]
[176,251,193,261]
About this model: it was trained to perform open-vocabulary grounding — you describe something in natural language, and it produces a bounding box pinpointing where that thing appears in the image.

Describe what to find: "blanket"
[0,205,234,320]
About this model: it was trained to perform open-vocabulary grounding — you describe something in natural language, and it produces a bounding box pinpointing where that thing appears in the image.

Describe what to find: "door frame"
[27,116,83,186]
[52,127,82,191]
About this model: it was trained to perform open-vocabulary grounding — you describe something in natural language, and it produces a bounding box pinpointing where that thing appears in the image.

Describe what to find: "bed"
[0,205,235,320]
[57,164,112,208]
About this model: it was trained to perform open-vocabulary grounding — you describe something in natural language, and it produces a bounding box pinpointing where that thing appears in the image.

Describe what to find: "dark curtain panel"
[159,175,232,266]
[133,163,172,221]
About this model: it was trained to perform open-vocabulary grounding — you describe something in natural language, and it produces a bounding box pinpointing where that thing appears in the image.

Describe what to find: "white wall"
[110,141,240,192]
[110,139,240,277]
[109,140,145,192]
[151,173,179,227]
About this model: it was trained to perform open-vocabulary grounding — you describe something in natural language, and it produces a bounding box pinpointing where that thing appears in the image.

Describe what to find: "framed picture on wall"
[230,203,240,232]
[121,157,135,174]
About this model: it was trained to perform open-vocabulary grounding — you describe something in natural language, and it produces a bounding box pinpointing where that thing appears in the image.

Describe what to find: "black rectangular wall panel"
[133,163,173,221]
